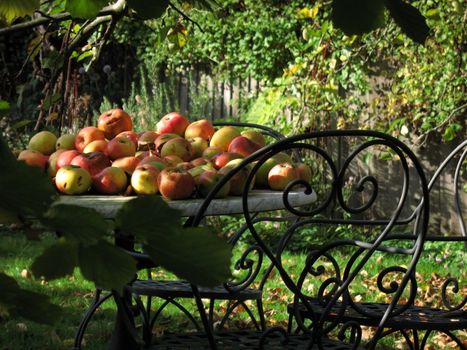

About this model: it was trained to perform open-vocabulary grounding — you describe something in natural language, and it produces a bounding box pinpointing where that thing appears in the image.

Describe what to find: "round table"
[57,189,317,218]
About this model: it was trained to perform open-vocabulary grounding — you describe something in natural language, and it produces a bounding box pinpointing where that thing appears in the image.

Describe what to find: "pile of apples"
[17,110,312,200]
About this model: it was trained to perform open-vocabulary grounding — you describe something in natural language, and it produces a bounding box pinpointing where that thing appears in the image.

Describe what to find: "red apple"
[157,168,195,200]
[219,162,253,196]
[228,136,262,157]
[138,155,167,171]
[83,139,108,154]
[112,156,141,175]
[105,136,136,160]
[154,133,181,154]
[212,152,243,170]
[296,162,312,183]
[268,163,300,190]
[210,126,241,151]
[160,138,194,162]
[92,166,128,195]
[75,127,105,152]
[191,157,210,167]
[202,146,223,160]
[197,170,230,198]
[116,130,139,147]
[163,155,184,167]
[17,150,49,171]
[97,108,133,139]
[241,129,266,148]
[187,137,208,158]
[184,119,215,141]
[56,150,81,170]
[156,112,190,136]
[255,152,293,187]
[71,152,111,177]
[137,131,160,151]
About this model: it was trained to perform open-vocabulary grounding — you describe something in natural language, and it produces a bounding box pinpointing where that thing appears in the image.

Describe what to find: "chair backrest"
[191,130,430,349]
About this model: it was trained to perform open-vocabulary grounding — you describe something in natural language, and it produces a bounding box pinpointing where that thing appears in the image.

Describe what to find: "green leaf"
[42,51,64,71]
[78,240,137,292]
[332,0,386,35]
[0,139,57,217]
[0,273,62,324]
[115,196,182,239]
[31,239,78,280]
[11,119,33,129]
[442,123,461,142]
[0,0,39,24]
[42,93,61,110]
[384,0,430,44]
[127,0,169,20]
[42,204,109,244]
[0,134,15,164]
[65,0,108,19]
[144,227,232,287]
[0,100,10,117]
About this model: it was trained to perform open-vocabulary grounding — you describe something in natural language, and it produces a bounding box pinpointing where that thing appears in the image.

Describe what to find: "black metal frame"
[287,139,466,349]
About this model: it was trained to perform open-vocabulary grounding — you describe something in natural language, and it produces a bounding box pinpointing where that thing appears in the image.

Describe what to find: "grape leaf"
[332,0,386,36]
[0,0,39,24]
[65,0,108,19]
[385,0,430,44]
[115,196,182,239]
[78,240,137,292]
[31,239,78,280]
[42,204,109,244]
[127,0,169,20]
[144,227,232,287]
[0,273,61,324]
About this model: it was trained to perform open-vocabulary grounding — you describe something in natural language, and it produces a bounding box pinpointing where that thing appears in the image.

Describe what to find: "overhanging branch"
[0,0,127,37]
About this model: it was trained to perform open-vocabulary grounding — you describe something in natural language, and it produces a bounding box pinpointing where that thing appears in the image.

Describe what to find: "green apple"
[55,134,76,150]
[28,131,57,155]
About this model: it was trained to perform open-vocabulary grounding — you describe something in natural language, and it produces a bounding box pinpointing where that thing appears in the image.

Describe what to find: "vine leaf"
[0,0,39,24]
[115,196,182,239]
[65,0,108,19]
[78,240,137,292]
[42,204,109,244]
[332,0,386,36]
[0,273,62,324]
[144,227,232,287]
[385,0,429,44]
[127,0,169,20]
[0,100,10,117]
[0,136,57,217]
[31,239,78,280]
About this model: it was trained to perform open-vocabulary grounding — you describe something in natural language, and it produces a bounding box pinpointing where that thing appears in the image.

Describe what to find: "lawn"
[0,228,465,349]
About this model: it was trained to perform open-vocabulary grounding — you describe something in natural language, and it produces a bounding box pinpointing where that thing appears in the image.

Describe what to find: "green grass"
[0,229,465,349]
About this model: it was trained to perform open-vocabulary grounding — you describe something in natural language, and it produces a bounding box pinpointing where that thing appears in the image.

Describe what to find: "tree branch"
[0,0,127,36]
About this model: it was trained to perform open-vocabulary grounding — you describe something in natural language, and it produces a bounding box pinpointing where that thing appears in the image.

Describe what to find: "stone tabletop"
[57,189,317,219]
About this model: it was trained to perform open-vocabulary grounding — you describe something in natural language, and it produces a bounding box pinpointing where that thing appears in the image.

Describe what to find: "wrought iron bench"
[115,130,430,349]
[287,139,466,349]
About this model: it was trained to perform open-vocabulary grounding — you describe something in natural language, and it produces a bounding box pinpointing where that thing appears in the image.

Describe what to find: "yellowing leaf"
[0,0,39,24]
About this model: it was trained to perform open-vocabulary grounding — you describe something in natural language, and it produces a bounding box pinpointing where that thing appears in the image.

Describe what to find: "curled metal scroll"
[441,277,467,311]
[223,244,263,293]
[336,321,363,350]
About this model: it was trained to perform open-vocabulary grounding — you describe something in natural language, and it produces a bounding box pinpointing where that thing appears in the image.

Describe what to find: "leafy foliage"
[0,0,39,24]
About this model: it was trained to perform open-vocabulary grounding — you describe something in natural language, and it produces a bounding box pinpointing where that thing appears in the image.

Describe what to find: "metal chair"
[287,139,466,349]
[120,130,430,349]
